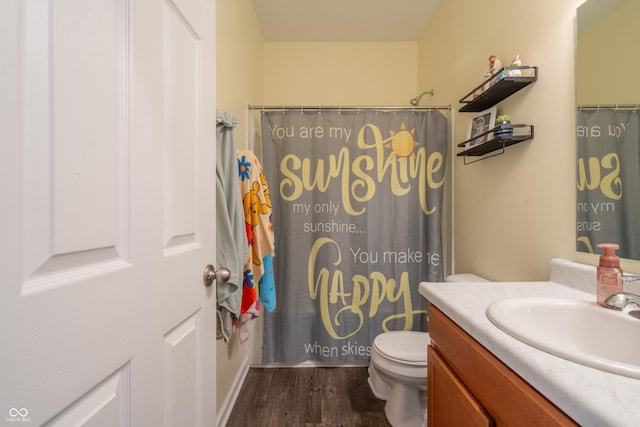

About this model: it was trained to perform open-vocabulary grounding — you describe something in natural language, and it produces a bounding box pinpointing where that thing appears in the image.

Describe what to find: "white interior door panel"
[1,0,217,425]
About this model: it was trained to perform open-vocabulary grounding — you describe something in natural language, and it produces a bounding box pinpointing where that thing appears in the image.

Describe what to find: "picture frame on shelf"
[466,107,497,148]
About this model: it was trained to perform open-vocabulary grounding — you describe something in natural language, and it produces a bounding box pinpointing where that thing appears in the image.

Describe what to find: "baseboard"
[216,356,249,427]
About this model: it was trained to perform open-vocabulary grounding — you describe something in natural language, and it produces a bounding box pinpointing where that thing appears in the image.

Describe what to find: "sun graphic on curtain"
[385,121,419,161]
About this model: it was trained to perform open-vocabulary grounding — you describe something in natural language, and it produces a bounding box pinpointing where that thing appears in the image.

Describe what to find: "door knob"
[203,264,231,287]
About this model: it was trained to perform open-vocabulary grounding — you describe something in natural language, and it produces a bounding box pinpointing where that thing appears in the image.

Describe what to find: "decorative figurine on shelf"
[485,55,503,79]
[506,54,522,76]
[483,55,503,91]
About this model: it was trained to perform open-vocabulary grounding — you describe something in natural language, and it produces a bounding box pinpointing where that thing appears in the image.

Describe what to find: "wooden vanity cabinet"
[427,306,578,427]
[428,345,493,426]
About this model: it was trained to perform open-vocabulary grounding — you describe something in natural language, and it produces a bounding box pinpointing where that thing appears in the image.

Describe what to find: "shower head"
[409,89,435,106]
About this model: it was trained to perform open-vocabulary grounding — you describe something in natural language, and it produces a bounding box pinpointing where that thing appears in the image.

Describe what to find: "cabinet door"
[428,345,494,427]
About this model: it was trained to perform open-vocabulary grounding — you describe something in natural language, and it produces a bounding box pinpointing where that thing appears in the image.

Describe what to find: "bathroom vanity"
[428,306,575,426]
[420,259,640,427]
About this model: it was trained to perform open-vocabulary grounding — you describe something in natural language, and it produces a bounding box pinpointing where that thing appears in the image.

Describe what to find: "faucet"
[603,292,640,319]
[604,292,640,309]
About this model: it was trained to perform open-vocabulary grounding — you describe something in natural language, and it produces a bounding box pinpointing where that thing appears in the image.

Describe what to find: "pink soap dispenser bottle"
[597,243,623,306]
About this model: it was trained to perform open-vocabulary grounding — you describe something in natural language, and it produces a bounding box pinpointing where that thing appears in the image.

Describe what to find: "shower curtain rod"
[578,103,639,110]
[248,104,451,111]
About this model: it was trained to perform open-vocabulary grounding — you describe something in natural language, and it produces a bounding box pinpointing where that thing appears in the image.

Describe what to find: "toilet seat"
[373,331,430,366]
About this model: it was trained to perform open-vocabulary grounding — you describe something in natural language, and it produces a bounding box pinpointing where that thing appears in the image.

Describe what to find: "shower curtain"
[261,109,447,364]
[576,109,640,259]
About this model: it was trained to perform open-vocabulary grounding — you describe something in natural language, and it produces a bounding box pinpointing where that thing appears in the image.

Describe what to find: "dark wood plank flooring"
[225,367,392,427]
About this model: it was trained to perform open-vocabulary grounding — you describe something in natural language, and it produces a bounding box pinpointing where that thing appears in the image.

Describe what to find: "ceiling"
[251,0,441,42]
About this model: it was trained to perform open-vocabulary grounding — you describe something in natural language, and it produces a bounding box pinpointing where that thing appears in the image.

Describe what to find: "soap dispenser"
[597,243,623,306]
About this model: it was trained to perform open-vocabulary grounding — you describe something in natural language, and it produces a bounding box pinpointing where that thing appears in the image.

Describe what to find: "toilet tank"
[445,273,488,282]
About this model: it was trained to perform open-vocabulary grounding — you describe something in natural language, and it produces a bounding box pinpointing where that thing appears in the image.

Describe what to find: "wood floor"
[225,367,393,427]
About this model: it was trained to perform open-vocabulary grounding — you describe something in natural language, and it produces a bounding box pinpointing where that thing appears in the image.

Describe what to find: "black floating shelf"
[457,124,534,164]
[459,66,538,112]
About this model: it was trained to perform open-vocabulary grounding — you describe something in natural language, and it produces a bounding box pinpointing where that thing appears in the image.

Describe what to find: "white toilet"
[368,273,488,427]
[369,330,430,427]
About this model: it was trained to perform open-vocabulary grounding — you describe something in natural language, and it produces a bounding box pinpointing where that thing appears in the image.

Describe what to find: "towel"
[235,150,276,342]
[215,111,250,341]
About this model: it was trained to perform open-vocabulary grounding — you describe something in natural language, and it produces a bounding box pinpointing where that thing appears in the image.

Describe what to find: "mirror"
[576,0,640,260]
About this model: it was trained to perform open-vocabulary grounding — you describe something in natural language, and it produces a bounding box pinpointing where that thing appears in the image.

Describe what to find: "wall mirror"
[576,0,640,260]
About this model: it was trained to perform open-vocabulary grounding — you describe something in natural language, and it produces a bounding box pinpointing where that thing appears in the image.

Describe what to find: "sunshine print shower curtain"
[261,109,447,363]
[577,109,640,260]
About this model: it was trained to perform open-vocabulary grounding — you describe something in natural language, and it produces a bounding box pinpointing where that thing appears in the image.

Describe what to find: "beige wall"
[215,0,263,411]
[417,0,640,280]
[216,0,264,150]
[263,42,418,105]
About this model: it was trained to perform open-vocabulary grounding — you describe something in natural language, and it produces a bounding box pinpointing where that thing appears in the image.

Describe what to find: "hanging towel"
[235,150,276,342]
[215,111,250,341]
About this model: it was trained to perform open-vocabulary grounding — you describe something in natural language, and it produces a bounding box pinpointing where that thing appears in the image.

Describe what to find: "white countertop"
[419,259,640,427]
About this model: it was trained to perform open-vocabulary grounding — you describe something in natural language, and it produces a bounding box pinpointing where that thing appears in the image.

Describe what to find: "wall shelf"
[459,66,538,113]
[457,124,534,164]
[456,65,537,163]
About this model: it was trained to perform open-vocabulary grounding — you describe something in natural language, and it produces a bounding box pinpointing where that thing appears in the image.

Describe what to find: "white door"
[1,0,217,425]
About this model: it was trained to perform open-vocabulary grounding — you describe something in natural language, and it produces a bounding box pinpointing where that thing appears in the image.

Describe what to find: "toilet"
[369,331,430,427]
[368,273,488,427]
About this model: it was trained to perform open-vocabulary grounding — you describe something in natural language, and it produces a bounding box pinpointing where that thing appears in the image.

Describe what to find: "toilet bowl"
[369,331,430,427]
[368,273,488,427]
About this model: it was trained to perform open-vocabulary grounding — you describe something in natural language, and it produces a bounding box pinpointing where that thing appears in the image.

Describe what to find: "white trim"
[216,357,250,427]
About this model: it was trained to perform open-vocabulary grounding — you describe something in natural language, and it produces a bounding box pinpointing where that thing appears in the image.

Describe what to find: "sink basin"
[486,297,640,379]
